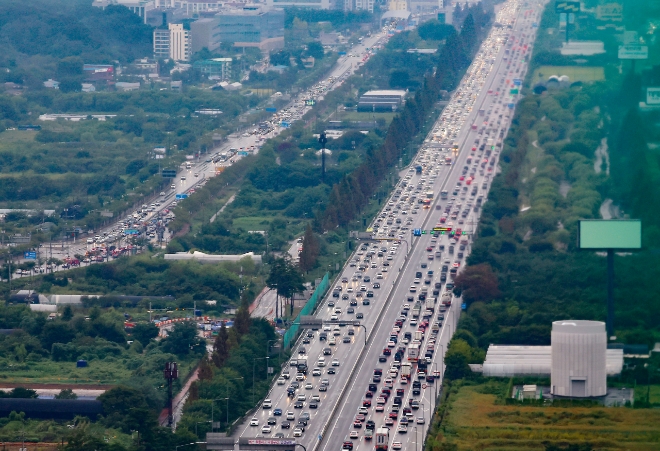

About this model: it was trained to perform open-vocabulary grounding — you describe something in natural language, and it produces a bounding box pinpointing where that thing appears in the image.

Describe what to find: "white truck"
[408,343,420,362]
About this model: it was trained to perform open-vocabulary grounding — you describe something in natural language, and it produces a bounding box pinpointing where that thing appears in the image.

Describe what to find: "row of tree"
[319,6,492,230]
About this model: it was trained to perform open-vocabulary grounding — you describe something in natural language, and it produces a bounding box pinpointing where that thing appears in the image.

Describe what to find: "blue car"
[273,408,282,416]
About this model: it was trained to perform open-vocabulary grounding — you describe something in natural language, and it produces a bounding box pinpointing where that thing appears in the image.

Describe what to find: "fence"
[282,272,330,349]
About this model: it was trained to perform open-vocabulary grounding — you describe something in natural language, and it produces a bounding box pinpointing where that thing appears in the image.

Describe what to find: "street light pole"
[252,357,269,405]
[223,376,243,430]
[414,426,419,451]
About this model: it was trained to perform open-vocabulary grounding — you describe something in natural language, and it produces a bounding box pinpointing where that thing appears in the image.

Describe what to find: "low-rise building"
[358,89,407,112]
[192,58,233,80]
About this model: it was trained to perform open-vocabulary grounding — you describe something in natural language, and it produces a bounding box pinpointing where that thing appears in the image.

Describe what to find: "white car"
[250,418,259,426]
[262,399,272,408]
[293,428,303,437]
[261,425,271,434]
[277,377,286,385]
[332,359,340,366]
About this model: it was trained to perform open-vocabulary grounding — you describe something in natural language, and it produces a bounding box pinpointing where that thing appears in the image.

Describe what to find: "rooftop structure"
[358,90,407,112]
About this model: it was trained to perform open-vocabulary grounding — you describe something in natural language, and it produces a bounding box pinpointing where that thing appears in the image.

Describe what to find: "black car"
[342,294,349,300]
[281,421,291,429]
[356,312,364,319]
[327,367,336,375]
[379,355,388,362]
[297,418,308,426]
[309,402,318,409]
[373,283,380,289]
[268,417,277,425]
[302,337,310,344]
[294,401,304,409]
[347,307,355,314]
[372,375,381,383]
[348,328,355,335]
[333,291,340,298]
[350,299,358,306]
[362,299,370,306]
[369,383,378,392]
[320,332,327,341]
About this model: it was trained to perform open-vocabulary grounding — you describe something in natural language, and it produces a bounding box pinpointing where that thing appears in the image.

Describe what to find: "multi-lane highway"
[234,1,543,451]
[12,30,392,274]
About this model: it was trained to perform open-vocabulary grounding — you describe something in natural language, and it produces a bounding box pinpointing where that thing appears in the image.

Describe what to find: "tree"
[267,257,305,317]
[212,322,231,368]
[61,305,74,321]
[131,322,159,347]
[198,357,214,381]
[161,322,204,356]
[98,386,150,432]
[55,388,78,399]
[306,41,324,60]
[453,263,501,305]
[234,304,252,337]
[299,224,320,272]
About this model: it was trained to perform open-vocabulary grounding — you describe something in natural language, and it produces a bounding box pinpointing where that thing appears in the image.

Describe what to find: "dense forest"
[0,0,152,88]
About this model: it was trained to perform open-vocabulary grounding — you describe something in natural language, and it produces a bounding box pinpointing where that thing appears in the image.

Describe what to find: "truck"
[375,427,389,451]
[408,343,420,362]
[400,362,412,379]
[441,292,452,306]
[412,302,421,318]
[415,165,423,174]
[440,190,448,200]
[414,330,424,342]
[297,356,308,374]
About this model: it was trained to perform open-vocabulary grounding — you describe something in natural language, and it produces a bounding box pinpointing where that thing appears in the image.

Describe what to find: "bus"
[440,190,448,200]
[426,190,434,199]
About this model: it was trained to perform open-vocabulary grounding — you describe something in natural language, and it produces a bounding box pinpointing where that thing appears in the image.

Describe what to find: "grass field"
[439,381,660,450]
[0,359,133,385]
[232,216,274,231]
[531,66,605,84]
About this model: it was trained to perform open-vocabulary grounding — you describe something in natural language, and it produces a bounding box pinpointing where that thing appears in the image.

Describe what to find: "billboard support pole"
[607,249,615,339]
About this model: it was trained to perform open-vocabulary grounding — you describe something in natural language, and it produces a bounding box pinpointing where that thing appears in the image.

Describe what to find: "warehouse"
[357,90,407,112]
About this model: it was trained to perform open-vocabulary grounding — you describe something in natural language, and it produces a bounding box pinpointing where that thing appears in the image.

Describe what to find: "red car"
[389,412,398,420]
[383,348,392,356]
[353,420,362,428]
[363,399,372,407]
[365,391,374,398]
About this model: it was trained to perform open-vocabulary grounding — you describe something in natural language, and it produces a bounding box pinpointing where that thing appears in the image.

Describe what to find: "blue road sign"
[24,251,36,260]
[265,107,277,113]
[413,228,422,236]
[175,193,188,200]
[513,78,522,86]
[462,303,467,310]
[281,121,291,128]
[238,151,249,156]
[508,103,515,109]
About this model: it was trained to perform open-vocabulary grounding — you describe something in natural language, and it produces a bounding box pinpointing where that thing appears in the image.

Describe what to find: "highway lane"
[317,1,545,450]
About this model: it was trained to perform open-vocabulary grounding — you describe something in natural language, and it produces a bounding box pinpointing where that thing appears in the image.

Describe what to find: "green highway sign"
[510,89,519,95]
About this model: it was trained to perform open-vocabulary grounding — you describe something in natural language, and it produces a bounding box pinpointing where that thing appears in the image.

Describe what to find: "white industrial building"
[479,320,624,399]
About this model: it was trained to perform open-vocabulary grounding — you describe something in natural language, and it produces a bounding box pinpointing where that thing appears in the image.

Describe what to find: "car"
[273,408,282,416]
[397,424,407,434]
[319,384,328,391]
[286,411,295,420]
[277,377,286,385]
[327,367,336,375]
[392,442,403,450]
[343,336,351,343]
[305,382,313,390]
[349,431,359,439]
[293,428,303,437]
[274,433,285,438]
[262,399,272,408]
[417,417,425,424]
[332,359,340,366]
[294,401,304,408]
[267,417,277,425]
[250,418,259,426]
[353,420,362,428]
[342,441,354,450]
[261,425,271,434]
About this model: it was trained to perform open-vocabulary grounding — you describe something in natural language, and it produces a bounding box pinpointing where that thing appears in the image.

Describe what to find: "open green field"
[0,359,132,385]
[232,216,275,231]
[531,65,605,84]
[440,381,660,450]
